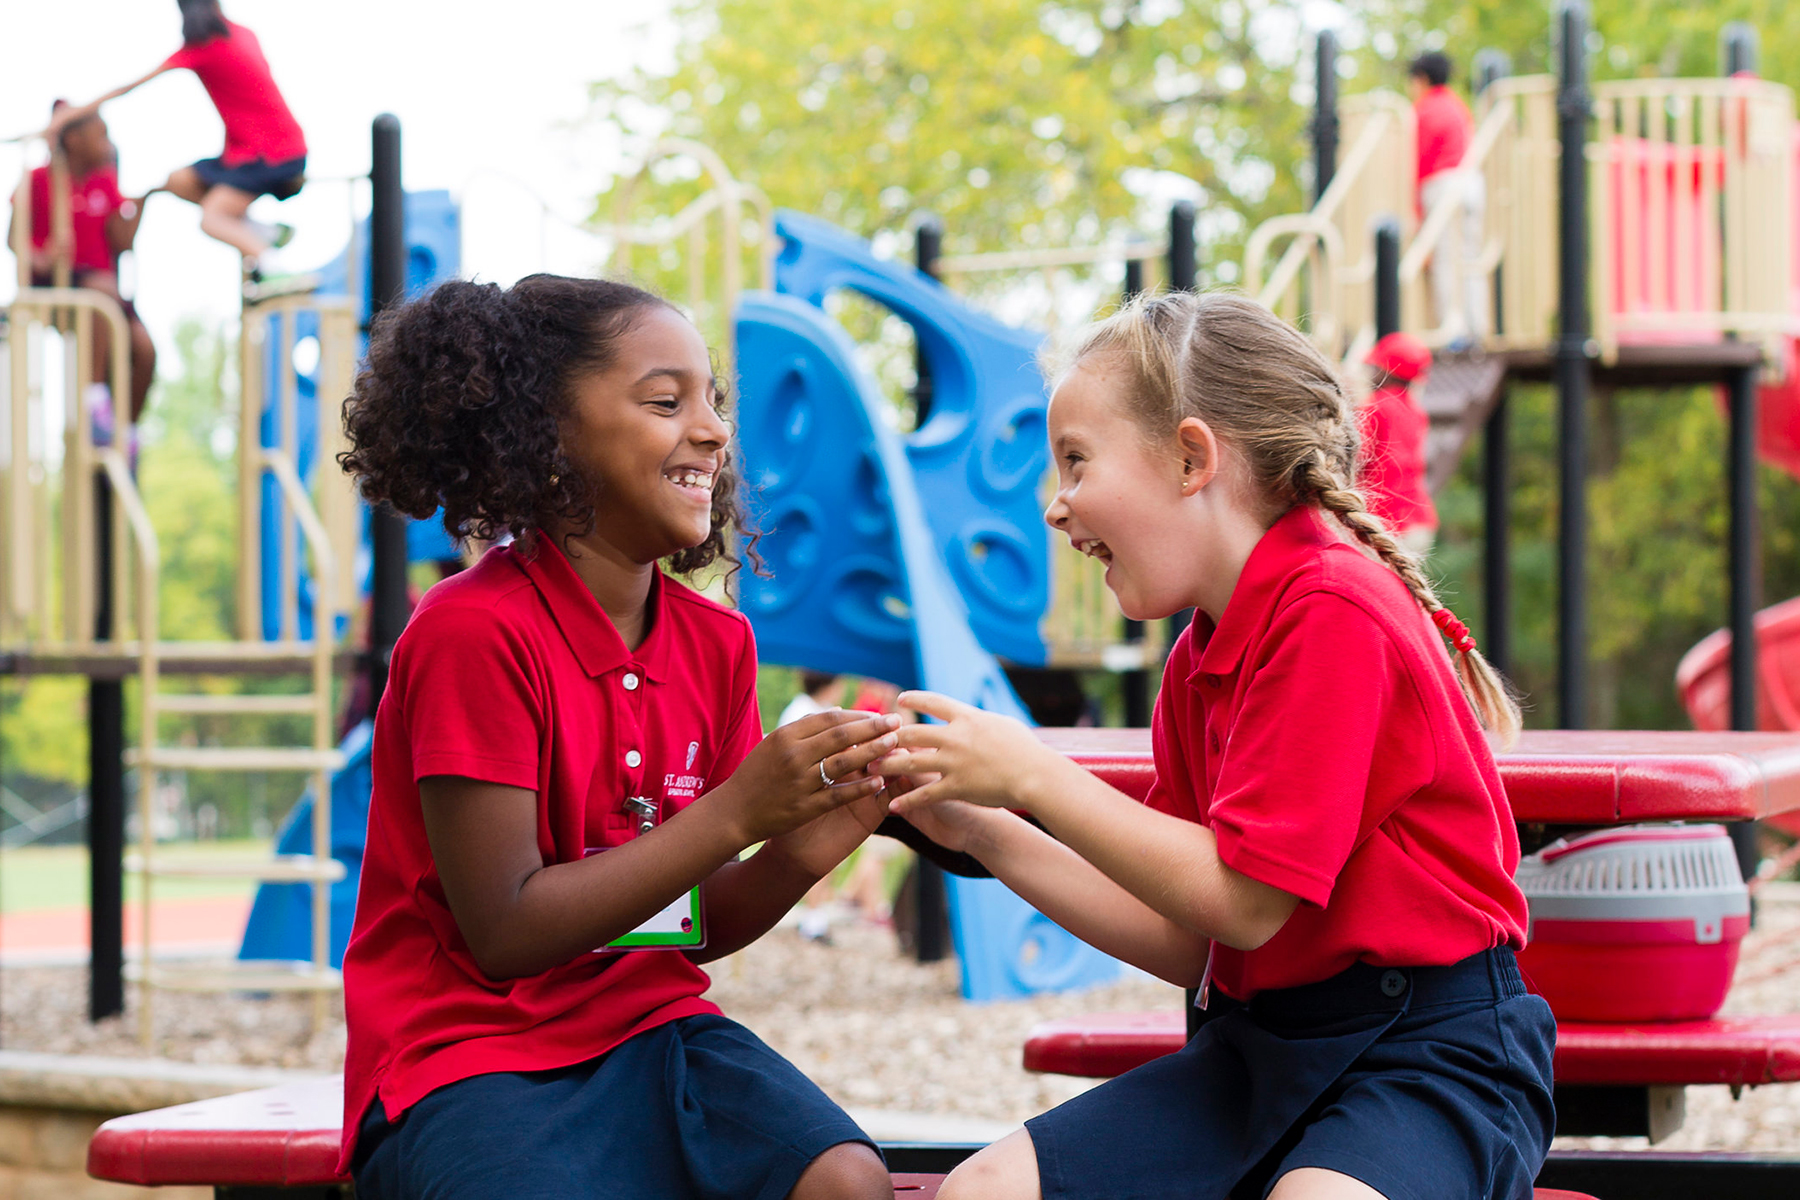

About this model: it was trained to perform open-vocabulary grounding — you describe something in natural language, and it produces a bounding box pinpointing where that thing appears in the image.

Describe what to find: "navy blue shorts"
[1027,948,1556,1200]
[191,154,305,200]
[352,1013,878,1200]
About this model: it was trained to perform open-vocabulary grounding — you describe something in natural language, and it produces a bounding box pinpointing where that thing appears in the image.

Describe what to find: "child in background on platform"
[1357,331,1437,558]
[9,101,156,425]
[877,292,1553,1200]
[336,274,897,1200]
[1410,50,1487,345]
[49,1,306,282]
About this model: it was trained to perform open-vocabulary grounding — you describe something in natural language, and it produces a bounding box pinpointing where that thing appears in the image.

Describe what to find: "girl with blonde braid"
[877,292,1553,1200]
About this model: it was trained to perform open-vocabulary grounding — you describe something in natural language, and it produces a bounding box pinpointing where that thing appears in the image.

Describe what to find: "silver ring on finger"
[819,758,836,788]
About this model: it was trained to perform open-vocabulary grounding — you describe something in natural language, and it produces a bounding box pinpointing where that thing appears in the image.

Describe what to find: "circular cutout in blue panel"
[827,557,913,645]
[741,497,823,616]
[849,449,892,539]
[947,522,1044,617]
[1008,910,1092,991]
[974,401,1049,498]
[748,359,815,493]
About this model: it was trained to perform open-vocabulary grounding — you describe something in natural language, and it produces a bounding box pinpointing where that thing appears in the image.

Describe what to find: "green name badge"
[604,885,705,950]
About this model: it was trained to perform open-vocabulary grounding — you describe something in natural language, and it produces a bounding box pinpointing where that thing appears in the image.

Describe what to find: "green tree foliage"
[593,0,1318,275]
[597,1,1800,732]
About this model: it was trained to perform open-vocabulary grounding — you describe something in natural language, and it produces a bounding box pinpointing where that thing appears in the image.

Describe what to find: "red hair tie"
[1432,608,1477,654]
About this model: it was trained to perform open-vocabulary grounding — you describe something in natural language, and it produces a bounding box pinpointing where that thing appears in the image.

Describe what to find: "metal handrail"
[4,287,132,646]
[1251,92,1409,317]
[604,138,776,355]
[262,447,338,1018]
[936,241,1167,276]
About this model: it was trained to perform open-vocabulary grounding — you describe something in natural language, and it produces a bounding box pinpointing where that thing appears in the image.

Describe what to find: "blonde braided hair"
[1062,291,1521,746]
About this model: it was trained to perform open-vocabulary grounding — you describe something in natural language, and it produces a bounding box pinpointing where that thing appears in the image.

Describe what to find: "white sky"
[3,0,676,359]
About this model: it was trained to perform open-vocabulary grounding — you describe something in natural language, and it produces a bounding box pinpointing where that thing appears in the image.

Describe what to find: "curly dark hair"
[338,274,748,576]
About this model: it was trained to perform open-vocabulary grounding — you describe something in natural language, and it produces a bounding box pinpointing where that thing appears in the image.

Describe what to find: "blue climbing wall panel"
[770,211,1052,667]
[257,190,462,641]
[945,874,1122,1002]
[736,292,1028,720]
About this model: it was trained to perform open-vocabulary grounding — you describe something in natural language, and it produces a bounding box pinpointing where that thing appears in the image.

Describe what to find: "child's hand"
[720,709,900,847]
[889,773,994,856]
[875,691,1064,813]
[768,783,891,879]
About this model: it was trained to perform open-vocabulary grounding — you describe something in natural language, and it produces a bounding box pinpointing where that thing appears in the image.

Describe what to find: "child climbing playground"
[8,100,157,423]
[47,0,306,283]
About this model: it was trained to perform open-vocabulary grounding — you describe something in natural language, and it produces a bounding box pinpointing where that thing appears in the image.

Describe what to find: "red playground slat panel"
[1023,1010,1800,1089]
[1038,727,1800,824]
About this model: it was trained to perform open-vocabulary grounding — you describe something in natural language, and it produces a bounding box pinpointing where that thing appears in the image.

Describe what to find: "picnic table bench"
[82,1076,1600,1199]
[1020,728,1800,1197]
[86,730,1800,1198]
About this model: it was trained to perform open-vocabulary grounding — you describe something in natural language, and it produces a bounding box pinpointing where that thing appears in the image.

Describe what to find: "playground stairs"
[1421,351,1509,493]
[2,267,356,1043]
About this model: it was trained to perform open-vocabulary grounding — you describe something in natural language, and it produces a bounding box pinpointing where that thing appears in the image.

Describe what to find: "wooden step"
[124,746,344,772]
[124,853,345,884]
[125,961,342,994]
[1,642,353,680]
[154,693,321,715]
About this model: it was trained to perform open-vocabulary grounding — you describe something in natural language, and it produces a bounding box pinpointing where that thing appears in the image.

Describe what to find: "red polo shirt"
[338,540,761,1171]
[1359,382,1437,532]
[22,163,123,273]
[162,22,307,165]
[1415,84,1473,186]
[1145,506,1526,1000]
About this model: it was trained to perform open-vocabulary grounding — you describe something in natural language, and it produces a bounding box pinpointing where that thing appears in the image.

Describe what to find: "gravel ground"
[2,894,1796,1150]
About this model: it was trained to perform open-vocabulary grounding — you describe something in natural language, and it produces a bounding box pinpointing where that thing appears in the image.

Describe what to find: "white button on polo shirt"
[623,673,640,691]
[625,750,642,768]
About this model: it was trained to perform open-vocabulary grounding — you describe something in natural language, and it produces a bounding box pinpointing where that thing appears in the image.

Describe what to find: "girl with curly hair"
[335,274,898,1200]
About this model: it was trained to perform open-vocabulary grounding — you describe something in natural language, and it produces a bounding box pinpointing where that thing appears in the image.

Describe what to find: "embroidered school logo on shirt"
[685,741,699,770]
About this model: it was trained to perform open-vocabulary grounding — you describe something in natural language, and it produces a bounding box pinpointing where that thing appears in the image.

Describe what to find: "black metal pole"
[1484,391,1513,676]
[1313,30,1339,204]
[1121,259,1151,729]
[368,115,411,706]
[913,215,942,429]
[1473,49,1512,97]
[1374,218,1402,339]
[1168,201,1197,293]
[1728,364,1762,881]
[88,478,124,1021]
[1721,22,1759,77]
[1166,200,1199,646]
[911,214,946,963]
[1555,2,1593,730]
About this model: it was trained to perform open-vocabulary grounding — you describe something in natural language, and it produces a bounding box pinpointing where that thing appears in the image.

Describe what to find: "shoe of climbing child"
[86,382,115,448]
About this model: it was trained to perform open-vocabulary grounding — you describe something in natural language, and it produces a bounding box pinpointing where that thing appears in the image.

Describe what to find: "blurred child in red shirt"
[10,102,157,423]
[1410,51,1487,345]
[1358,332,1437,556]
[50,1,306,280]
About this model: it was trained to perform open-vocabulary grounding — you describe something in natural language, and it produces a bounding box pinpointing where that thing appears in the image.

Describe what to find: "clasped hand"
[873,691,1062,815]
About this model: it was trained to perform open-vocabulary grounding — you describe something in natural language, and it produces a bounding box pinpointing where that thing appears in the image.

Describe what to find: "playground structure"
[0,6,1790,1198]
[0,118,474,1037]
